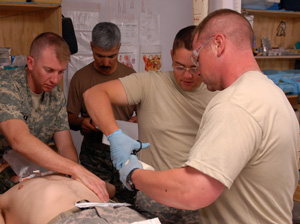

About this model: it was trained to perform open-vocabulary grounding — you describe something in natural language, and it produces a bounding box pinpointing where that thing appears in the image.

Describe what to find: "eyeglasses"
[191,37,214,67]
[173,65,199,76]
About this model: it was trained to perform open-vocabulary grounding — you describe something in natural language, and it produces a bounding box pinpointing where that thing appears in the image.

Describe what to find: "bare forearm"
[58,145,78,163]
[54,130,79,163]
[132,169,196,210]
[14,132,79,176]
[83,86,119,136]
[132,167,225,210]
[1,119,109,201]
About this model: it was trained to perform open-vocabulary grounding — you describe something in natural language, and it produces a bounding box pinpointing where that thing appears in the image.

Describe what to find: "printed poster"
[140,45,162,72]
[119,45,139,72]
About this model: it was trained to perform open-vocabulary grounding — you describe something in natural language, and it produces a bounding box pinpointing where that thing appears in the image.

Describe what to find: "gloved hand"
[107,129,150,170]
[119,155,143,191]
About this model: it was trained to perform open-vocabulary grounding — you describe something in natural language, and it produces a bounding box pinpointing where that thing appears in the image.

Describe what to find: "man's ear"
[215,34,225,57]
[27,56,34,70]
[170,50,174,62]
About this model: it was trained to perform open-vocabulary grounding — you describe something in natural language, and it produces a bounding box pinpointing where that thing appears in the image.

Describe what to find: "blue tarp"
[263,69,300,95]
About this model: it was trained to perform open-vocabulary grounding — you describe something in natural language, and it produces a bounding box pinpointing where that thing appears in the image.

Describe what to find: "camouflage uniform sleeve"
[0,69,26,122]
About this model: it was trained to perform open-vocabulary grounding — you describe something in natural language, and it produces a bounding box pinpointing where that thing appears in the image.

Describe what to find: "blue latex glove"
[107,129,150,170]
[119,155,143,191]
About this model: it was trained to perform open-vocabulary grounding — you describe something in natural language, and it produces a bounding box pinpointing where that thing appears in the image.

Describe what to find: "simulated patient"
[0,164,146,224]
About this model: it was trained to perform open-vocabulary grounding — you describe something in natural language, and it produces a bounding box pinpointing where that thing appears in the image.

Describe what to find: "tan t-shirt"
[120,71,218,170]
[186,71,299,223]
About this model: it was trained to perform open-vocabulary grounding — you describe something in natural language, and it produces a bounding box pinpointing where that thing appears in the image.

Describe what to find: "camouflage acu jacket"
[0,67,69,158]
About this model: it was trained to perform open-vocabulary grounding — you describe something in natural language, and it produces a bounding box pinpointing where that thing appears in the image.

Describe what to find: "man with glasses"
[67,22,137,205]
[84,25,217,223]
[87,9,298,224]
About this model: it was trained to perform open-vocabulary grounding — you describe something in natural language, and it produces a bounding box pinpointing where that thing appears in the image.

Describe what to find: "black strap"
[131,140,142,155]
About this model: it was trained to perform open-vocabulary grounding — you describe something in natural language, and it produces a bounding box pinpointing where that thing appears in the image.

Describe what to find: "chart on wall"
[118,45,138,71]
[110,0,161,72]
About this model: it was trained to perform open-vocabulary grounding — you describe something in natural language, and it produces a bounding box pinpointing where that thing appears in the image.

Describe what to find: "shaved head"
[194,9,254,50]
[30,32,70,63]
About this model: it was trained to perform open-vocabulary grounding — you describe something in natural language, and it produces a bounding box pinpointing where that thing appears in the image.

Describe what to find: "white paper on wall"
[74,32,92,55]
[110,0,135,22]
[193,0,208,25]
[112,19,139,46]
[62,2,105,31]
[66,55,94,90]
[139,45,162,72]
[139,13,160,46]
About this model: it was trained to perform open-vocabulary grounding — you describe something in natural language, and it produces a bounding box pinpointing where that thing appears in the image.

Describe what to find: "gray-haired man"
[67,22,136,204]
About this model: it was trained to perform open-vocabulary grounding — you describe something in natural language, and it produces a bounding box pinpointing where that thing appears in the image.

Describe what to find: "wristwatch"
[126,168,139,191]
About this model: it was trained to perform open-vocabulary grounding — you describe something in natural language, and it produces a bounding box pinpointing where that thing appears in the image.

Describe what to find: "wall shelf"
[243,9,300,70]
[0,2,62,56]
[255,55,300,59]
[244,9,300,18]
[0,2,62,89]
[0,2,60,10]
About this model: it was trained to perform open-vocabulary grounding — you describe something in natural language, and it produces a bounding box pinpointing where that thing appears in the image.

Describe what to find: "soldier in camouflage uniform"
[0,32,109,202]
[67,22,136,205]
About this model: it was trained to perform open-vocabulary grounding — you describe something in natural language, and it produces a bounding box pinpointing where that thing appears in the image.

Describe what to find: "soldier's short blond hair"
[30,32,71,63]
